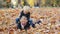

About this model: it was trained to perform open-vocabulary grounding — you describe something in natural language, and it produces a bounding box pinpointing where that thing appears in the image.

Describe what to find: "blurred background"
[0,0,60,8]
[0,0,60,34]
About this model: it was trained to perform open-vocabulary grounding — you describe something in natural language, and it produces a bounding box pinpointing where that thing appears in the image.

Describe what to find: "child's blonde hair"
[23,6,30,11]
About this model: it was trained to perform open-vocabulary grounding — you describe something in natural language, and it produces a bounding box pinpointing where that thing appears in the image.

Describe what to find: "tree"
[41,0,46,7]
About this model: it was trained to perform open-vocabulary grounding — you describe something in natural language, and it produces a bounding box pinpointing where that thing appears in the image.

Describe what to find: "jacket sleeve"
[19,11,24,19]
[28,12,30,19]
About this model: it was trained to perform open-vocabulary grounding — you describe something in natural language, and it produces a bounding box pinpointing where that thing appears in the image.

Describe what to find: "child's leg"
[16,18,20,24]
[37,20,41,24]
[29,19,35,28]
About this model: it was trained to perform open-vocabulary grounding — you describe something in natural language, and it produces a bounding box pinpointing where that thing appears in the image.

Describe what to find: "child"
[16,16,35,30]
[19,6,30,21]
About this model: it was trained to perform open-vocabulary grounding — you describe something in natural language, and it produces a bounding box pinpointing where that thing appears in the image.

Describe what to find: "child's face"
[24,10,29,14]
[20,16,28,25]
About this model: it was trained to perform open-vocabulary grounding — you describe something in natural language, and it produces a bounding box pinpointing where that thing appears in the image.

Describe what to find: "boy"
[16,16,35,30]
